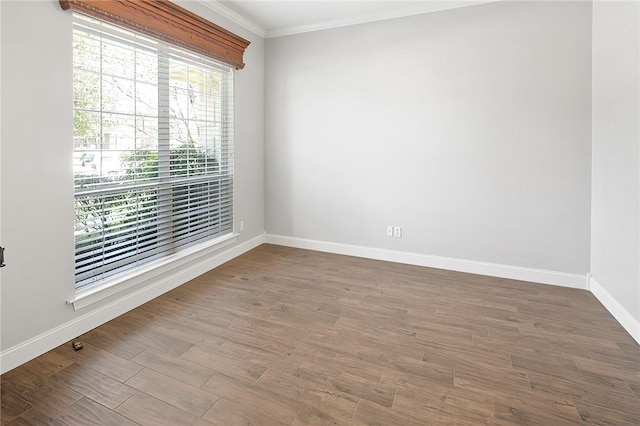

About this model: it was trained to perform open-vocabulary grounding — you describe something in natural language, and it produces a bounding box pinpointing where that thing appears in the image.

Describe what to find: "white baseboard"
[0,234,265,374]
[590,275,640,344]
[265,234,589,289]
[4,233,615,374]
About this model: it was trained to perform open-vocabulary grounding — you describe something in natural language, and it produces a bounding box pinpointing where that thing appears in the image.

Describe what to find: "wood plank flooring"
[2,244,639,425]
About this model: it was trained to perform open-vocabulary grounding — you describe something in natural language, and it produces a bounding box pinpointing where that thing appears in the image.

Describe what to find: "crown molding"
[196,0,499,40]
[195,0,266,38]
[264,0,500,38]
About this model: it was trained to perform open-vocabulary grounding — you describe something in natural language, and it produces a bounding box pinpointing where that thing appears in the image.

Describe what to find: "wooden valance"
[59,0,250,69]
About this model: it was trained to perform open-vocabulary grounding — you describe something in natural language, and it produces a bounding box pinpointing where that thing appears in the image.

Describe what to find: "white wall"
[0,0,3,337]
[0,0,264,372]
[265,1,592,278]
[591,0,640,341]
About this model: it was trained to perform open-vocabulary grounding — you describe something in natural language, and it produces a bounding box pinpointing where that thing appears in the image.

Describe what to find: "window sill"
[67,233,237,311]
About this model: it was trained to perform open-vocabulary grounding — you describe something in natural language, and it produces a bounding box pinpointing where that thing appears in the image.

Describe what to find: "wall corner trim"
[0,234,266,375]
[265,234,589,290]
[590,275,640,344]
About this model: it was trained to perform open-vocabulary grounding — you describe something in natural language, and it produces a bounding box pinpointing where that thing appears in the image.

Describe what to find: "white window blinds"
[73,15,234,290]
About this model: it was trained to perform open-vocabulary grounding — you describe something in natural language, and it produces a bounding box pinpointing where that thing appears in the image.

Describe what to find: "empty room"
[1,0,639,424]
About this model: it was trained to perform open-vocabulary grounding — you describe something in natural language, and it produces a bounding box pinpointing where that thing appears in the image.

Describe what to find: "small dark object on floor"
[72,341,84,351]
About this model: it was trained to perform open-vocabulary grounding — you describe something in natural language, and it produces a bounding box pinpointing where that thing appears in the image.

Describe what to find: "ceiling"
[198,0,499,38]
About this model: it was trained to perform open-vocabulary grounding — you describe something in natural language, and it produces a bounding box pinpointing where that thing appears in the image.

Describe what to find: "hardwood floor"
[2,244,639,425]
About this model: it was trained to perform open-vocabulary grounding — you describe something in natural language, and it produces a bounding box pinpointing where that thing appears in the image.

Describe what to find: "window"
[73,15,234,290]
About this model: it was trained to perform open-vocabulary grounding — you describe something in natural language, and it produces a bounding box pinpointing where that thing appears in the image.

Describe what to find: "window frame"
[65,4,243,307]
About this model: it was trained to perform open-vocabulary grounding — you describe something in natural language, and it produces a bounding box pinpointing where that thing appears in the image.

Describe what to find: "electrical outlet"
[393,227,402,238]
[386,226,393,237]
[239,221,244,232]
